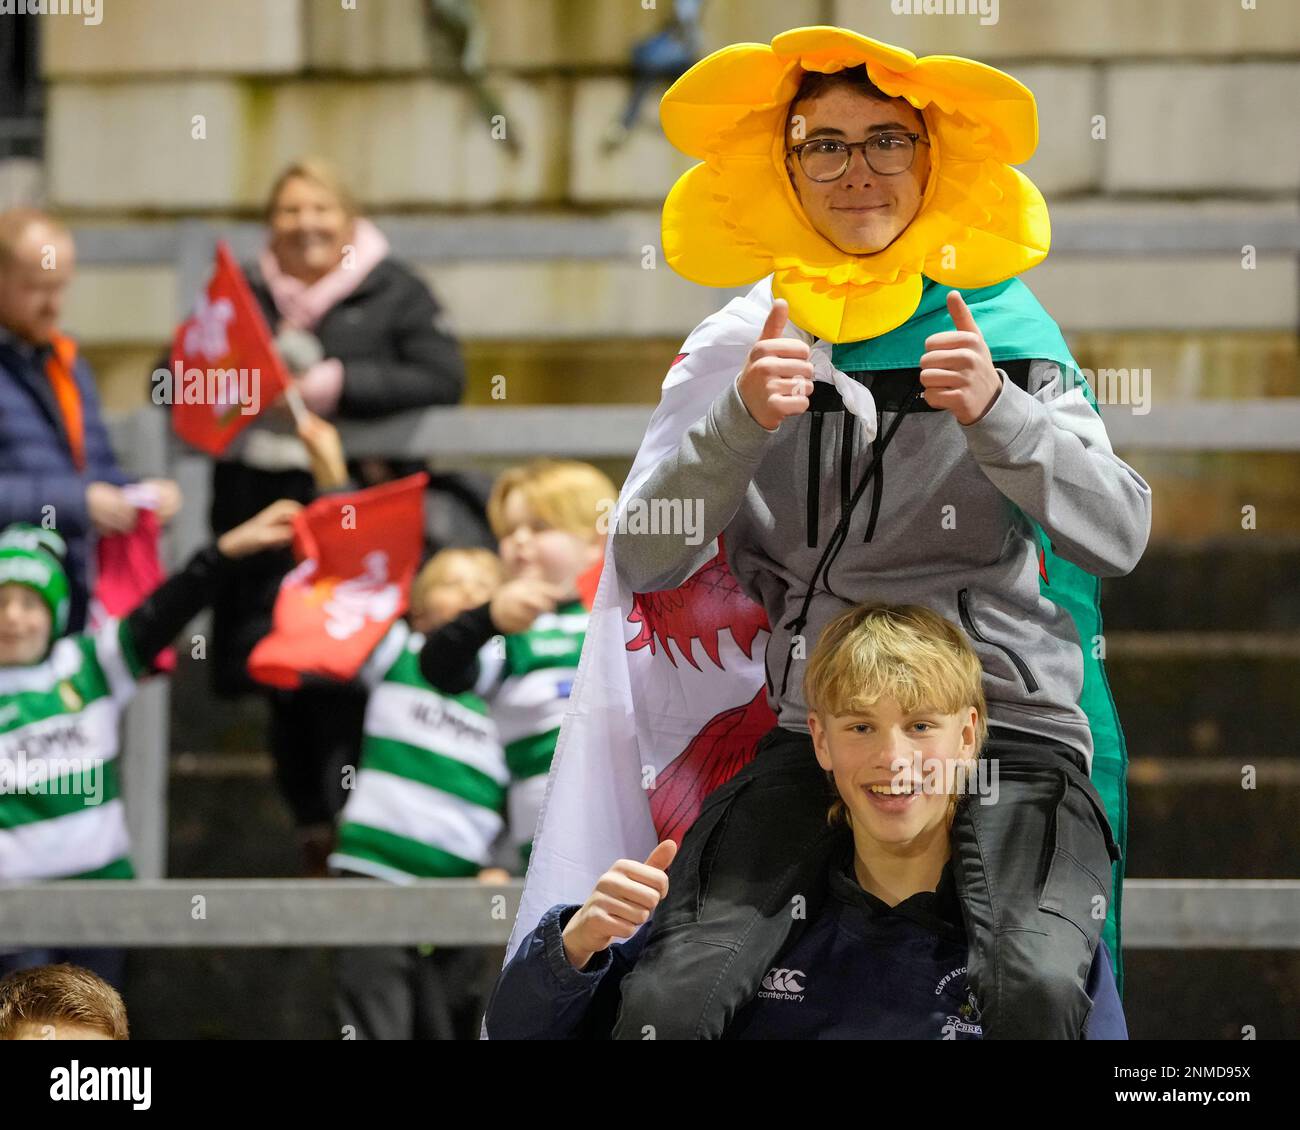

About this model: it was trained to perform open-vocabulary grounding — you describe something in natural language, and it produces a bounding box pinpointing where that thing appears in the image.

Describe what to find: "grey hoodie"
[611,284,1152,770]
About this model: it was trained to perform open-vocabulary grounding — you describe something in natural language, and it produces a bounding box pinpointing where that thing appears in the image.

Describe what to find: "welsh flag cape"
[509,274,1129,985]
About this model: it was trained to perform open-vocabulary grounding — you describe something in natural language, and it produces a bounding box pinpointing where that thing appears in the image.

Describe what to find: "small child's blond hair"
[410,547,503,613]
[486,460,617,543]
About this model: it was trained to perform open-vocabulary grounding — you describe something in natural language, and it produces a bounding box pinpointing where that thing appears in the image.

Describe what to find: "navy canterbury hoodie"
[485,843,1127,1040]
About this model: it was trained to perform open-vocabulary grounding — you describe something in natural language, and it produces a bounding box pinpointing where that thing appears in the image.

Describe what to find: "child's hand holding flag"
[215,499,303,559]
[293,400,349,491]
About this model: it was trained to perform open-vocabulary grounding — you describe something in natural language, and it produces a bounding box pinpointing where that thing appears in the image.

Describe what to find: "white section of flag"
[505,278,777,964]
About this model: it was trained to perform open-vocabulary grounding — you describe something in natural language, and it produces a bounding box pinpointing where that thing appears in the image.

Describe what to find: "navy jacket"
[0,330,130,631]
[486,846,1128,1040]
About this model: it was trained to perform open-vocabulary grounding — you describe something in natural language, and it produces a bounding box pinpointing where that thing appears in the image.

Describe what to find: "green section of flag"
[832,276,1077,374]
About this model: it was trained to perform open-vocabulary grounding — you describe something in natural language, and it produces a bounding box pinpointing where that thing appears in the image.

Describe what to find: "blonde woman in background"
[205,159,470,873]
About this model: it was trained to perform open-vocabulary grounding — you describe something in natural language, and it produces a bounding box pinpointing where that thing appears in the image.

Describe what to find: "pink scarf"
[259,217,391,332]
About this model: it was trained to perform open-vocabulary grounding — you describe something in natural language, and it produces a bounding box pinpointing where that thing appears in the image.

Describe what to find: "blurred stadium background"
[0,0,1297,1039]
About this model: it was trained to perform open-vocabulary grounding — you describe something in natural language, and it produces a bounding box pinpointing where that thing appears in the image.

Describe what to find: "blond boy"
[487,604,1125,1040]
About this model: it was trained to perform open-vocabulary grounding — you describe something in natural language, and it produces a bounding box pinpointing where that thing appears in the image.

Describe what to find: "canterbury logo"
[761,968,805,994]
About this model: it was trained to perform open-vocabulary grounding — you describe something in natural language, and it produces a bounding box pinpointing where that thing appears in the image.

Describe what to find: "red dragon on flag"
[628,541,776,842]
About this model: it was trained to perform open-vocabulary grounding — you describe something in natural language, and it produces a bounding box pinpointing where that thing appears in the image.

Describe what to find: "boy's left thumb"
[949,290,982,335]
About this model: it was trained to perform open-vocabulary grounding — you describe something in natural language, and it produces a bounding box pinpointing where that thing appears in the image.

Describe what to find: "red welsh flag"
[247,474,429,690]
[168,241,289,455]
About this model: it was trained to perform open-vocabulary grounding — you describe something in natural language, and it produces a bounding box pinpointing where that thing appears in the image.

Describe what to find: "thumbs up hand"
[919,290,1003,426]
[561,840,679,971]
[736,298,816,432]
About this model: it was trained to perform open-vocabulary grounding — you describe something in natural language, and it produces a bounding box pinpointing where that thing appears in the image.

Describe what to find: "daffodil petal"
[659,25,1052,343]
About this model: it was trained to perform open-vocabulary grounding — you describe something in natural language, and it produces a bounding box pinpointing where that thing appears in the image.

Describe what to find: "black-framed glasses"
[788,132,930,181]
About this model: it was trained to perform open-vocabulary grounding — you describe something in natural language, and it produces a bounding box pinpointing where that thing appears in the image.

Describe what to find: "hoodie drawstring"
[779,379,926,700]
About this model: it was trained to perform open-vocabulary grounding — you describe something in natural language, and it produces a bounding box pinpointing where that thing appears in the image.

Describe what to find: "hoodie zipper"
[839,411,854,531]
[862,405,884,543]
[957,587,1040,694]
[807,395,880,552]
[806,409,823,548]
[778,383,925,702]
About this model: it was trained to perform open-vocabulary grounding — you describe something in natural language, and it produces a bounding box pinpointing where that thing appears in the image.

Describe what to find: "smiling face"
[0,583,53,667]
[268,175,353,284]
[495,489,601,596]
[809,695,979,850]
[785,85,931,256]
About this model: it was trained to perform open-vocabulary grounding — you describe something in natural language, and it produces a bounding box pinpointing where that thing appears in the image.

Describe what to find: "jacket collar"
[0,327,70,450]
[827,839,965,941]
[0,323,45,363]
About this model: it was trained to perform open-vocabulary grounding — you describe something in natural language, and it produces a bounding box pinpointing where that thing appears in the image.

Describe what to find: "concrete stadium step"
[1102,541,1300,631]
[1106,651,1300,758]
[1126,767,1299,879]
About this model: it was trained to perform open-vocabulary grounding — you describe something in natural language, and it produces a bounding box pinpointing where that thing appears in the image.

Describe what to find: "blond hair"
[264,158,359,223]
[804,603,988,826]
[0,964,128,1040]
[411,547,503,613]
[487,460,617,543]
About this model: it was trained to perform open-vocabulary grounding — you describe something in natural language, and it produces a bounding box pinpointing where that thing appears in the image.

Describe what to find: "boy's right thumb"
[644,839,678,871]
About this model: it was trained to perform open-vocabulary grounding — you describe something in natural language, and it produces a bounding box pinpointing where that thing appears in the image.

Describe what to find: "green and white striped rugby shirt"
[0,620,144,880]
[331,619,509,882]
[477,599,589,864]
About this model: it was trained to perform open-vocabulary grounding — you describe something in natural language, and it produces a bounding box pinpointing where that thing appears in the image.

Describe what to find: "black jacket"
[485,842,1128,1040]
[241,256,464,419]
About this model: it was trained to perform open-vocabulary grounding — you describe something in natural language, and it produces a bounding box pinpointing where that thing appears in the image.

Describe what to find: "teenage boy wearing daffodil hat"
[608,27,1151,1039]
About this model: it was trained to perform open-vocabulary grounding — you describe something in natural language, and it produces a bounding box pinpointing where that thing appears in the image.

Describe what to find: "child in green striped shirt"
[329,547,516,1041]
[0,504,299,884]
[0,502,299,988]
[330,547,509,883]
[418,459,617,867]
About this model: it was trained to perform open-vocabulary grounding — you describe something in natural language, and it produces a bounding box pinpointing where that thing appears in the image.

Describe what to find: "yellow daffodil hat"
[659,26,1050,343]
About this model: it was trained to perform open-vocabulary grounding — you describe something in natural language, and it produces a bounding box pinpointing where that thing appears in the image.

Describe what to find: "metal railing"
[3,879,1297,949]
